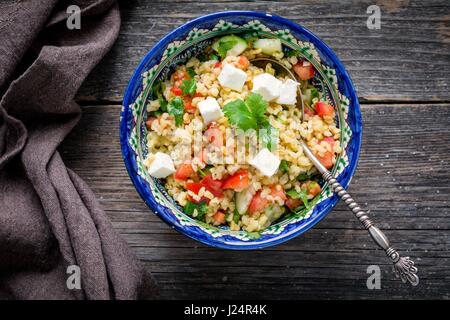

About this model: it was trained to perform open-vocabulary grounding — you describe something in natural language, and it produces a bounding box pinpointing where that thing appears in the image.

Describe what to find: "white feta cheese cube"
[251,73,282,102]
[276,79,299,105]
[198,97,223,125]
[249,148,281,177]
[218,63,247,92]
[148,152,175,178]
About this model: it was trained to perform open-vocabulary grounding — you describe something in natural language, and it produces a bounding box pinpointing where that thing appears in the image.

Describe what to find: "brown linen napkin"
[0,0,157,299]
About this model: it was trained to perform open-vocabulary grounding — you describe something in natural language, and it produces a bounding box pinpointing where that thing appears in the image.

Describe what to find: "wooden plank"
[76,0,450,103]
[60,102,450,299]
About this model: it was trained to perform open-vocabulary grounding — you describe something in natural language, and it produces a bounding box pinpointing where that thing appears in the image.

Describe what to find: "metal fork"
[251,58,419,286]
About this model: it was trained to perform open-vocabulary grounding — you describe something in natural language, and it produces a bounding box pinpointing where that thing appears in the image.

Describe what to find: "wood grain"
[75,0,450,103]
[60,103,450,299]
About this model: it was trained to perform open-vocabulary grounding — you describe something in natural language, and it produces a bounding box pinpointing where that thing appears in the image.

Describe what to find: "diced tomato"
[172,69,189,82]
[316,152,333,169]
[174,163,194,180]
[204,126,223,147]
[236,56,249,70]
[193,92,203,98]
[202,126,223,165]
[293,61,315,80]
[270,185,287,201]
[322,137,335,148]
[304,106,316,116]
[201,175,223,197]
[285,197,303,210]
[185,101,196,112]
[185,182,210,203]
[171,86,182,96]
[222,170,249,190]
[145,117,157,129]
[214,61,222,68]
[185,182,203,194]
[316,138,335,169]
[315,101,334,117]
[307,181,321,196]
[200,148,209,164]
[248,191,270,215]
[212,211,226,225]
[183,96,196,113]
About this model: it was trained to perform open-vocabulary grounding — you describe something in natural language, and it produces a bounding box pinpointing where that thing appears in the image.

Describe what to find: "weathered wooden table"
[63,0,450,299]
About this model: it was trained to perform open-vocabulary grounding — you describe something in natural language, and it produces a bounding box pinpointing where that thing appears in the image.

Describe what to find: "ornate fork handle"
[322,171,419,286]
[249,58,419,286]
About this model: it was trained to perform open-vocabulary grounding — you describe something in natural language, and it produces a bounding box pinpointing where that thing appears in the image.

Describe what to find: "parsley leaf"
[209,53,219,61]
[279,160,289,173]
[223,93,278,150]
[198,165,213,178]
[216,38,238,59]
[151,81,163,99]
[245,93,267,124]
[223,99,257,130]
[186,67,196,79]
[180,79,197,97]
[285,49,301,57]
[184,201,209,220]
[286,189,310,209]
[297,172,311,181]
[223,93,267,131]
[159,96,168,112]
[167,97,184,126]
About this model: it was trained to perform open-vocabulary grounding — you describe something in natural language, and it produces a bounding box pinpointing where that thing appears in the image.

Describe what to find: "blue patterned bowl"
[120,11,362,249]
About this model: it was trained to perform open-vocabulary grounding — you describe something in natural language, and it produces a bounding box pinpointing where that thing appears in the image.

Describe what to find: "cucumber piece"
[263,204,285,222]
[212,35,248,58]
[253,38,282,56]
[235,188,253,215]
[302,87,319,106]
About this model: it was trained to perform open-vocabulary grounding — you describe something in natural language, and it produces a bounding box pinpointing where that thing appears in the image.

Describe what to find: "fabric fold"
[0,0,156,299]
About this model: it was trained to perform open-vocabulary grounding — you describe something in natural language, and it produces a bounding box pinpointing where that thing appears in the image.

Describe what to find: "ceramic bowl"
[120,11,362,249]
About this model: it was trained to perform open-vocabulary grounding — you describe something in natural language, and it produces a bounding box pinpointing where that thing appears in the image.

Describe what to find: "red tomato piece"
[214,61,222,68]
[185,101,196,113]
[236,56,249,70]
[204,126,223,147]
[145,117,157,129]
[316,152,333,169]
[183,96,196,113]
[316,138,335,169]
[185,182,203,194]
[315,101,334,117]
[248,191,270,215]
[212,211,226,225]
[171,86,182,96]
[293,61,315,80]
[174,163,194,180]
[307,181,321,196]
[222,170,249,190]
[201,175,223,197]
[304,106,316,116]
[185,182,209,203]
[173,69,189,82]
[322,137,335,148]
[270,185,287,201]
[285,197,303,210]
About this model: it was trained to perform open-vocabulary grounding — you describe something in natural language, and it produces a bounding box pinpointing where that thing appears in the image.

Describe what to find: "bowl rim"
[121,10,362,250]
